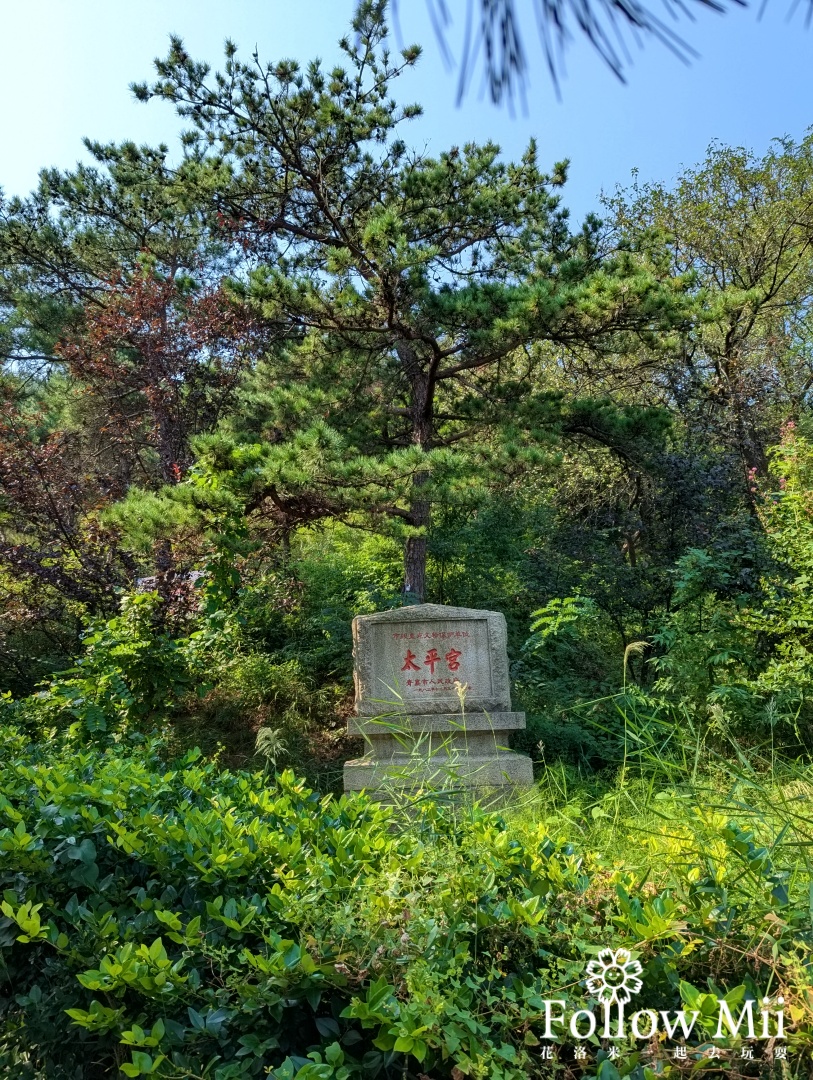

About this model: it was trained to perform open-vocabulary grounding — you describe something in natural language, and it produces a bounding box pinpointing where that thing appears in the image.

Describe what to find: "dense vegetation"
[3,728,813,1079]
[3,3,813,1076]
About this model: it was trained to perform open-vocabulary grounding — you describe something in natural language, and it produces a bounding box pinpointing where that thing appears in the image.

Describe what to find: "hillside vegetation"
[3,4,813,1076]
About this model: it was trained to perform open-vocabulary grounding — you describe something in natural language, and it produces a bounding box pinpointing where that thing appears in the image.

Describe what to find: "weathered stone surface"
[351,728,512,759]
[344,603,533,797]
[348,711,526,735]
[343,753,533,791]
[353,603,511,715]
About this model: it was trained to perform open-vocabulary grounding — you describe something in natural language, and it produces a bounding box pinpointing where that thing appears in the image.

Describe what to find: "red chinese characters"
[400,645,463,679]
[445,648,462,672]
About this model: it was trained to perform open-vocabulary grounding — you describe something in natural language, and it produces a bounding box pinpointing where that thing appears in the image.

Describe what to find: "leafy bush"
[15,592,193,740]
[2,725,813,1078]
[645,426,813,747]
[4,570,353,777]
[745,423,813,719]
[514,713,610,770]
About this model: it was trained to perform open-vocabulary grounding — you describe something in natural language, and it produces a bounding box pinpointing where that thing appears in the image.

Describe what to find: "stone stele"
[344,603,533,796]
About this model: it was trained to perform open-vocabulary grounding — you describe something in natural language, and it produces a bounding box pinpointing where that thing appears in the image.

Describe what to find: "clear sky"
[0,0,810,221]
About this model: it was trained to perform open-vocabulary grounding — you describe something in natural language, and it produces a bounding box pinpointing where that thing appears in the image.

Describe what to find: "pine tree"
[129,0,684,601]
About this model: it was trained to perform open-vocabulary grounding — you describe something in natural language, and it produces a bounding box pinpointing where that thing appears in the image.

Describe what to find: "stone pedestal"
[343,603,533,798]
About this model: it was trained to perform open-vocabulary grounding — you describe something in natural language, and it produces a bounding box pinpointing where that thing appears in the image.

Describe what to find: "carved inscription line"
[401,646,462,672]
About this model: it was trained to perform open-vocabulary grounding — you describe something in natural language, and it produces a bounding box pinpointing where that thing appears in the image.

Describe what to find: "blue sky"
[0,0,809,221]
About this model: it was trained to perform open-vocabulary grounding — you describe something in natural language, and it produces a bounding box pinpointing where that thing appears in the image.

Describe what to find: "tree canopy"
[106,0,685,601]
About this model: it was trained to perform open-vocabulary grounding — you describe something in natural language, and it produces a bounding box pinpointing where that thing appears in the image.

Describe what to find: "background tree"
[56,271,255,486]
[0,141,218,369]
[0,142,259,684]
[607,136,813,483]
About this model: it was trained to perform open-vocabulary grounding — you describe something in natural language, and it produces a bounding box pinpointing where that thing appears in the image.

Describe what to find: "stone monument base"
[345,603,534,803]
[343,750,533,794]
[345,708,533,799]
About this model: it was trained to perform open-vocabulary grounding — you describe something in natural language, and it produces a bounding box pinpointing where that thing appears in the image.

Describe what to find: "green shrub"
[222,655,334,725]
[514,713,611,770]
[645,427,813,747]
[2,725,813,1078]
[17,592,193,741]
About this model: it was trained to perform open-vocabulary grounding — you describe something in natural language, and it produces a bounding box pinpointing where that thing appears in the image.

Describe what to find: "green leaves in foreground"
[1,728,813,1076]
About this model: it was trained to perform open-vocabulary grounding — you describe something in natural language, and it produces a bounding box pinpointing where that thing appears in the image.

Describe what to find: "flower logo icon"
[586,948,643,1005]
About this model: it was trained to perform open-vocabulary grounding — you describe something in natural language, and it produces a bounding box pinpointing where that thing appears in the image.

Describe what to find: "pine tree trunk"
[403,488,429,602]
[400,352,433,604]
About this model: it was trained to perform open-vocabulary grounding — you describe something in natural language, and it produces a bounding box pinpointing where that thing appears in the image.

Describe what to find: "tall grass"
[502,691,813,930]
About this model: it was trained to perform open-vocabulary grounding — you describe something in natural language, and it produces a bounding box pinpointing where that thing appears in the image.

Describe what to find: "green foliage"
[513,594,622,760]
[649,548,759,724]
[528,595,601,644]
[221,655,338,741]
[20,592,192,740]
[609,134,813,478]
[236,528,404,681]
[9,16,813,1077]
[745,423,813,712]
[642,426,813,745]
[2,727,813,1077]
[425,496,550,640]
